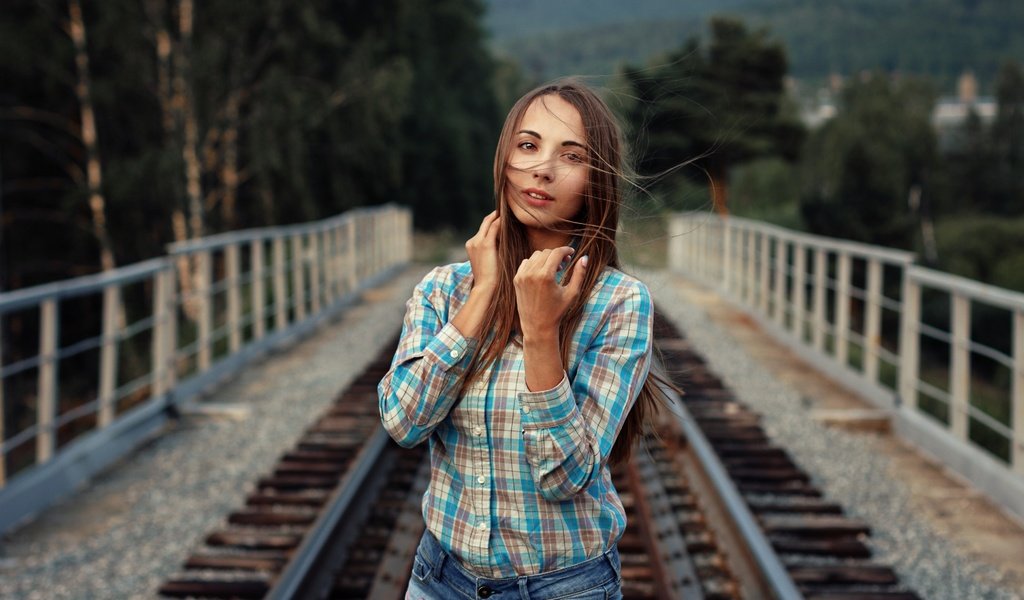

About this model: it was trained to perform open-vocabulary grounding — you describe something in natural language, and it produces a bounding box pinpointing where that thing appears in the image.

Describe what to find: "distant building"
[799,70,998,152]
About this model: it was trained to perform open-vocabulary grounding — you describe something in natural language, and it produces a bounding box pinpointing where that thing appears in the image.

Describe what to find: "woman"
[378,78,664,599]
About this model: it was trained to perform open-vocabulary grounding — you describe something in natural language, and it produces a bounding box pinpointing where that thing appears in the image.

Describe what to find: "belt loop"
[604,547,620,580]
[433,544,447,581]
[517,576,531,600]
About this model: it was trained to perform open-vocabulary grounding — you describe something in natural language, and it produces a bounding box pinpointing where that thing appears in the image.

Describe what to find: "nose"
[532,155,555,182]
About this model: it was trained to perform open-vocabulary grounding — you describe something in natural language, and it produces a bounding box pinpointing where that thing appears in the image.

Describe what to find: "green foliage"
[933,216,1024,292]
[621,17,804,211]
[487,0,1024,89]
[0,0,507,291]
[799,73,938,248]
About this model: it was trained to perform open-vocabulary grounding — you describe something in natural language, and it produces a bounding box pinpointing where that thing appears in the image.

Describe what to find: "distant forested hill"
[485,0,1024,90]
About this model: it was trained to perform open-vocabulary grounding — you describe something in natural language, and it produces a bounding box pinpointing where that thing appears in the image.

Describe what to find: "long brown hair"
[462,78,667,465]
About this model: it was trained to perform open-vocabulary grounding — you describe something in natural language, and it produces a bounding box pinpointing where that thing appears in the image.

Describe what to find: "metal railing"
[669,212,1024,519]
[0,205,411,533]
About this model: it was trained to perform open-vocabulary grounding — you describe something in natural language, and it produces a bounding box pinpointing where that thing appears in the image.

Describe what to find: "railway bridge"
[1,207,1023,599]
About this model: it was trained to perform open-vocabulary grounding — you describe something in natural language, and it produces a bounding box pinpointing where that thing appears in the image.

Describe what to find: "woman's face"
[504,95,588,244]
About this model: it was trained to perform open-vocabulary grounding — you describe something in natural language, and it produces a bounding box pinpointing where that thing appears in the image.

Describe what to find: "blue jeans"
[405,530,623,599]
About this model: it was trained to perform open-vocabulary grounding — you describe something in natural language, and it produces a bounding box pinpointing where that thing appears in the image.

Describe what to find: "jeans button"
[477,584,495,598]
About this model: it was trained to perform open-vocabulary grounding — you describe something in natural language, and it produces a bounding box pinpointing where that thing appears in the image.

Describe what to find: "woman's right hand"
[465,211,501,290]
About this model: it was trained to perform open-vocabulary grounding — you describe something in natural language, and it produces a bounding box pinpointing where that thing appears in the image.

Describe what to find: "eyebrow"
[517,129,587,150]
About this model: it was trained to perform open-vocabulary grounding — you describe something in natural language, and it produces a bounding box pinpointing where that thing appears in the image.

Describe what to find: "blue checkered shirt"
[378,261,653,577]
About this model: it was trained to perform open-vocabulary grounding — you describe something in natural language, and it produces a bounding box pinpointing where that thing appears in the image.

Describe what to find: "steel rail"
[660,381,805,600]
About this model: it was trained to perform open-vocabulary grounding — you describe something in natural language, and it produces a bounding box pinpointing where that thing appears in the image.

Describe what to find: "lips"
[521,188,554,207]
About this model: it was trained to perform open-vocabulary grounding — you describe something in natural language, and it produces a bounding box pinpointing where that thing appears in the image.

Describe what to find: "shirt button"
[477,475,486,484]
[477,522,487,530]
[473,426,483,436]
[522,406,531,414]
[449,349,460,358]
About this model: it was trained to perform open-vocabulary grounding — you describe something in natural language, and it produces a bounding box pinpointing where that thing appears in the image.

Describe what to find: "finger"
[564,254,588,294]
[484,216,501,242]
[542,246,576,275]
[476,211,498,237]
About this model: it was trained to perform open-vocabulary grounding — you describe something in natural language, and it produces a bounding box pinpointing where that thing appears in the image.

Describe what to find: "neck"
[526,228,572,252]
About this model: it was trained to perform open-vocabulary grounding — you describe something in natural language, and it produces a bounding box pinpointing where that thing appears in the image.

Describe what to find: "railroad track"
[159,309,921,599]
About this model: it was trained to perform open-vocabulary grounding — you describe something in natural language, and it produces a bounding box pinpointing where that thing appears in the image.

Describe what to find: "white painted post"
[668,216,682,270]
[346,217,357,294]
[1013,309,1024,474]
[864,259,883,384]
[152,269,171,399]
[37,299,58,463]
[722,220,732,294]
[274,237,287,330]
[197,250,212,372]
[165,268,179,389]
[899,275,921,410]
[309,232,321,315]
[759,230,770,315]
[749,226,757,305]
[793,243,806,340]
[835,252,851,367]
[773,236,786,325]
[950,293,971,441]
[98,284,120,427]
[251,240,265,340]
[813,247,827,350]
[226,244,241,353]
[291,235,306,322]
[0,313,6,485]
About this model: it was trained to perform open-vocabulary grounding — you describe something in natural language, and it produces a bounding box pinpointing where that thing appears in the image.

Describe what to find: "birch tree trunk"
[67,0,116,272]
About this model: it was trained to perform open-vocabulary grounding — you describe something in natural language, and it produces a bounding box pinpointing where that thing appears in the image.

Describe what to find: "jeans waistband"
[415,530,620,599]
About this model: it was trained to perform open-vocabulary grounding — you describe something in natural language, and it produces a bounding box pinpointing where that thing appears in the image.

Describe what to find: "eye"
[517,141,537,151]
[564,152,585,163]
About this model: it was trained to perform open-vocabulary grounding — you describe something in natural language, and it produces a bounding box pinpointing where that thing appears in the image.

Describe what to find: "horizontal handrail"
[669,211,1024,520]
[0,204,412,534]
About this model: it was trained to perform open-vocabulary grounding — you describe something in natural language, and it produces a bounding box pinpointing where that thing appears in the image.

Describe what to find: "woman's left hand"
[514,247,588,341]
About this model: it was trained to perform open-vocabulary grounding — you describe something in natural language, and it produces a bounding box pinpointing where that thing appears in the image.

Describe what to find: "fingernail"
[581,255,589,267]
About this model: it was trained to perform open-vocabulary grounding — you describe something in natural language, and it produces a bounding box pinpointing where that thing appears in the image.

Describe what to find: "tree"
[990,59,1024,215]
[622,16,804,214]
[799,73,939,249]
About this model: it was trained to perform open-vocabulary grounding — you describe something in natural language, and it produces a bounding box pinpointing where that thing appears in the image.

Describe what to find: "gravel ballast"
[0,266,428,600]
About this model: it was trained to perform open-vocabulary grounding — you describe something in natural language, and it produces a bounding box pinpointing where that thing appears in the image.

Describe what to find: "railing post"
[37,299,59,463]
[1,313,6,486]
[291,234,306,322]
[226,243,241,354]
[251,240,265,340]
[197,250,212,372]
[166,267,179,390]
[346,216,357,293]
[950,293,971,441]
[793,243,806,340]
[813,247,827,351]
[744,228,755,306]
[722,220,732,294]
[773,236,786,325]
[274,236,287,330]
[98,284,120,427]
[1014,309,1023,474]
[899,274,921,410]
[835,252,851,368]
[759,229,770,314]
[864,259,883,384]
[152,268,171,400]
[309,232,321,315]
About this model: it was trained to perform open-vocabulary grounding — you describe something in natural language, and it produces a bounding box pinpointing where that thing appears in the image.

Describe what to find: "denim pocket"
[550,579,619,600]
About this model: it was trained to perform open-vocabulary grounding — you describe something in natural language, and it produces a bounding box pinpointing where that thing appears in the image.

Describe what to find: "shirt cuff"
[519,374,575,429]
[424,322,475,371]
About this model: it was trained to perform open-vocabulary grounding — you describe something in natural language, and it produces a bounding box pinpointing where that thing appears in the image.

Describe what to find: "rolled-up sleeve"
[519,282,653,501]
[378,268,475,447]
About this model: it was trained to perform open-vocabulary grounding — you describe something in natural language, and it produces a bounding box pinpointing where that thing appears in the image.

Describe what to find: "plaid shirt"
[378,261,653,577]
